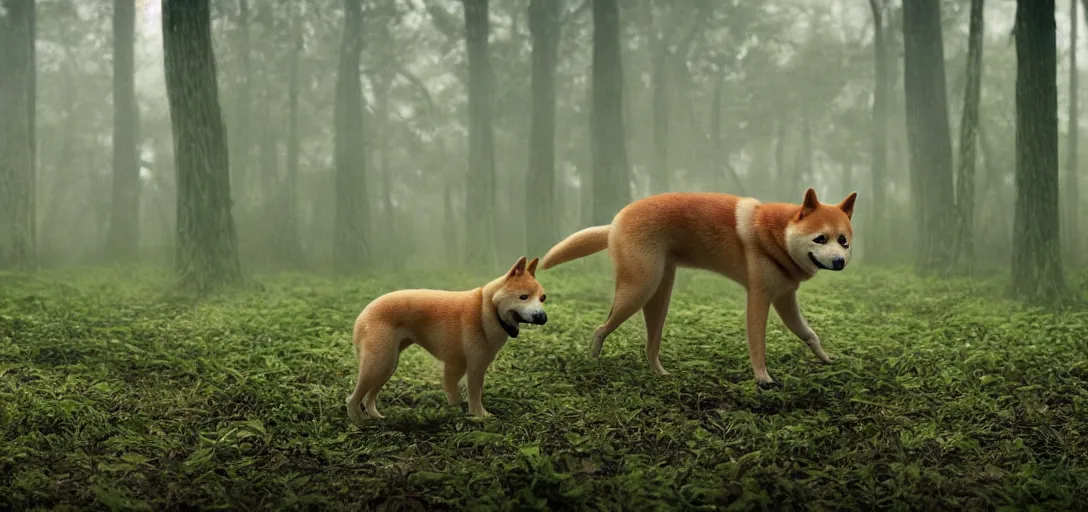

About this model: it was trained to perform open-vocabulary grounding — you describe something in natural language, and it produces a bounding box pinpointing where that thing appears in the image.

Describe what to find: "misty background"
[0,0,1081,299]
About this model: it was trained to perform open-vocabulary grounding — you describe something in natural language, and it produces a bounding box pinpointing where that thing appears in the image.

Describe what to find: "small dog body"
[346,257,547,424]
[540,188,856,386]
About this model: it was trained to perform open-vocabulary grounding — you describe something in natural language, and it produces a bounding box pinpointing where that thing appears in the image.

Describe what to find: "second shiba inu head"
[786,188,857,274]
[491,256,547,338]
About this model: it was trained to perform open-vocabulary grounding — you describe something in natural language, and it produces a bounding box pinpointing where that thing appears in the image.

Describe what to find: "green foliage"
[2,263,1087,509]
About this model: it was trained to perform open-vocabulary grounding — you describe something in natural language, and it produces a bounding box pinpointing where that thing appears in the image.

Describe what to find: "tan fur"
[345,257,547,424]
[541,189,857,385]
[538,225,610,270]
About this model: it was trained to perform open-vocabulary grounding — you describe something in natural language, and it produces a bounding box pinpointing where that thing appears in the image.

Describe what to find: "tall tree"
[902,0,956,275]
[867,0,889,261]
[951,0,984,272]
[162,0,243,294]
[0,0,35,268]
[462,0,497,266]
[332,0,370,271]
[105,0,142,261]
[526,0,561,258]
[1013,0,1067,300]
[1067,0,1081,264]
[232,0,252,207]
[649,2,670,195]
[591,0,631,225]
[276,9,306,268]
[279,10,304,267]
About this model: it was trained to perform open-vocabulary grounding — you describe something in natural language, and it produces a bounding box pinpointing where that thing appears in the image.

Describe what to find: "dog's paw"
[345,400,368,427]
[755,377,780,390]
[469,407,493,418]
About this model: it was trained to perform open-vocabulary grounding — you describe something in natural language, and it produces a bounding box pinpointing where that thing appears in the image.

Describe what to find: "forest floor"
[2,261,1088,510]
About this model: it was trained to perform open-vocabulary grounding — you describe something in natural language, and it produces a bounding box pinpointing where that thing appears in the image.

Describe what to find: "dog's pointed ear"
[837,192,857,219]
[797,188,819,220]
[506,256,528,278]
[526,257,539,277]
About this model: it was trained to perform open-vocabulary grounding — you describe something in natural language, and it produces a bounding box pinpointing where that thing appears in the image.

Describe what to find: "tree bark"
[951,0,984,272]
[527,0,561,258]
[462,0,497,267]
[0,0,36,268]
[902,0,956,275]
[281,11,304,267]
[373,71,395,267]
[232,0,252,208]
[106,0,142,262]
[332,0,370,271]
[162,0,242,294]
[773,114,787,196]
[868,0,889,262]
[1067,0,1081,265]
[1013,0,1068,301]
[650,8,669,195]
[710,65,726,193]
[591,0,631,225]
[799,107,813,189]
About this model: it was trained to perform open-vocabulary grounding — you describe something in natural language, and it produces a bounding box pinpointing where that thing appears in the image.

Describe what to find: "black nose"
[832,256,845,270]
[532,312,547,325]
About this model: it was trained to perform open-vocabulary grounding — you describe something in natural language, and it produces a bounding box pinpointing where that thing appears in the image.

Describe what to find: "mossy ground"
[2,261,1088,510]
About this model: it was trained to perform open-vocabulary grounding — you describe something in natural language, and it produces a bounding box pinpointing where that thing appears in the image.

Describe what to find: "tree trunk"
[799,107,813,189]
[281,12,304,267]
[650,19,669,195]
[710,65,726,192]
[0,0,36,269]
[462,0,497,267]
[232,0,252,209]
[591,0,631,225]
[1067,0,1081,265]
[773,114,787,198]
[579,84,594,228]
[1013,0,1068,301]
[951,0,984,272]
[902,0,956,275]
[162,0,242,295]
[332,0,370,271]
[868,0,889,262]
[105,0,141,262]
[374,71,395,267]
[257,99,278,268]
[527,0,561,258]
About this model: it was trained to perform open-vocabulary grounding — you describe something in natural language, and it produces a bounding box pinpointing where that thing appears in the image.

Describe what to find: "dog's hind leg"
[443,360,466,406]
[353,327,403,420]
[642,263,676,375]
[591,247,666,358]
[346,361,370,426]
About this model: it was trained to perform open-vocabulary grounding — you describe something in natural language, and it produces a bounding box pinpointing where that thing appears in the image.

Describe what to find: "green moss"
[1,262,1087,509]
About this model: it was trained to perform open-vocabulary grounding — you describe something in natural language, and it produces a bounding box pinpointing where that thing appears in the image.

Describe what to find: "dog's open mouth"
[808,252,829,270]
[499,311,526,338]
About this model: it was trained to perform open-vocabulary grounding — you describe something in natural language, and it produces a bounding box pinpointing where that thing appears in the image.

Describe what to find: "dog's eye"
[838,235,849,248]
[813,235,827,244]
[519,294,529,300]
[540,294,547,302]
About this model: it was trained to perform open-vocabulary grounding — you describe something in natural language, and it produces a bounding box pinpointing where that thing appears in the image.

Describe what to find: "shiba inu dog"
[540,188,856,386]
[346,257,548,424]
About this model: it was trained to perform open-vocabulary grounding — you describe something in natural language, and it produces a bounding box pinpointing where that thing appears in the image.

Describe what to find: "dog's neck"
[479,280,518,339]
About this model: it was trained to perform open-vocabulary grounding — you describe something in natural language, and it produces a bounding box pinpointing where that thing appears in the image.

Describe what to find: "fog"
[1,0,1082,297]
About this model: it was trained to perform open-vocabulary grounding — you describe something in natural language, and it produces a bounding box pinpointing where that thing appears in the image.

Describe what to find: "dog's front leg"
[772,291,832,363]
[465,361,492,418]
[745,289,775,386]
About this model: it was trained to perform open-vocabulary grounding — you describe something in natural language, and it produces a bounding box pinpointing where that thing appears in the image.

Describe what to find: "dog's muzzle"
[809,253,845,272]
[530,311,547,325]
